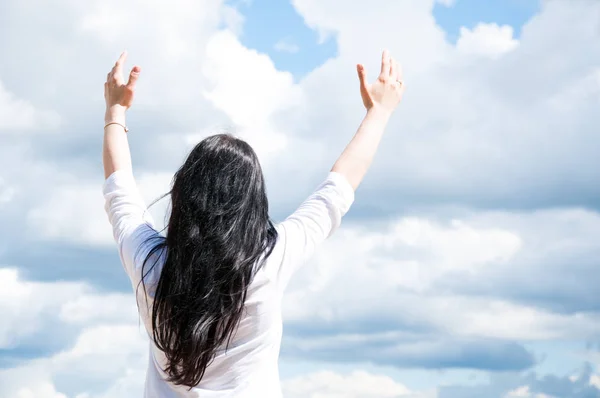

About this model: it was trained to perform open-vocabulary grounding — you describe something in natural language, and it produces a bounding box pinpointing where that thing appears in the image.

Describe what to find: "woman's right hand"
[357,50,404,114]
[104,52,141,123]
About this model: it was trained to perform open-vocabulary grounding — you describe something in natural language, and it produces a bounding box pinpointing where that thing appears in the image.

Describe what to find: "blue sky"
[232,0,540,77]
[228,0,338,78]
[1,0,600,397]
[433,0,540,40]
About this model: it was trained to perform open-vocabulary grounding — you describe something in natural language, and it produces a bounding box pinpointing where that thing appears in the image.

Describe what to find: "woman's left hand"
[104,52,141,120]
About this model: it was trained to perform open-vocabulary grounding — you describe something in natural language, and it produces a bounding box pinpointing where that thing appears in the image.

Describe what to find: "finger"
[115,51,127,68]
[380,49,391,78]
[109,68,121,85]
[113,51,128,78]
[357,64,368,90]
[126,66,141,89]
[390,57,397,81]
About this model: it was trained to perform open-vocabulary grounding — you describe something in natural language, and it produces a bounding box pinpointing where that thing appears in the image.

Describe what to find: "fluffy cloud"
[26,184,111,246]
[281,209,600,369]
[0,324,148,398]
[0,81,60,132]
[282,370,433,398]
[0,266,145,398]
[201,30,300,160]
[456,23,519,59]
[0,268,87,349]
[26,170,174,247]
[0,177,14,203]
[438,363,600,398]
[504,386,554,398]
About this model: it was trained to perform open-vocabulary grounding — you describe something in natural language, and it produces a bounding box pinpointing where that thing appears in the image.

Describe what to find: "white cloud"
[14,382,68,398]
[59,293,138,325]
[26,183,111,246]
[0,267,145,398]
[204,29,296,126]
[0,324,147,398]
[286,215,521,298]
[0,80,60,132]
[26,171,173,246]
[202,30,302,160]
[0,268,87,348]
[0,177,15,203]
[76,0,224,55]
[282,370,432,398]
[440,363,600,398]
[504,386,556,398]
[221,4,246,36]
[456,23,519,59]
[282,209,600,365]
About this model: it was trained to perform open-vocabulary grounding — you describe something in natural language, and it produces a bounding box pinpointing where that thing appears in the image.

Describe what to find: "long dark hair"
[140,134,278,387]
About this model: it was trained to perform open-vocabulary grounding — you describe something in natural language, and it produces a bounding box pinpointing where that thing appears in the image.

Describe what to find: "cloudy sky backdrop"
[1,0,600,397]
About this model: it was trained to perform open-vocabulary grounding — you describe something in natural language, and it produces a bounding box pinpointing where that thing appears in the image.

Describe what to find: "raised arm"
[103,51,141,178]
[276,50,404,289]
[331,49,404,190]
[102,53,158,282]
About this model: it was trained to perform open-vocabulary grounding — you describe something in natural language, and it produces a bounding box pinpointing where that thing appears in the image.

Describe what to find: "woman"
[103,49,404,397]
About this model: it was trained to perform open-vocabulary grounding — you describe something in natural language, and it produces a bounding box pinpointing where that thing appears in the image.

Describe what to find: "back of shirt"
[103,170,354,397]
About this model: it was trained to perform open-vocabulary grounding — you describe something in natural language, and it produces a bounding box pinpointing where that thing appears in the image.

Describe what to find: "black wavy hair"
[140,134,278,387]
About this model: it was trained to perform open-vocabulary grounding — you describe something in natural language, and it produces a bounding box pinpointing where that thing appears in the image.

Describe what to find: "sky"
[1,0,600,397]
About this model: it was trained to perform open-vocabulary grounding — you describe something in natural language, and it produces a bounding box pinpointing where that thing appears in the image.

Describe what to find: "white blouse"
[103,168,354,397]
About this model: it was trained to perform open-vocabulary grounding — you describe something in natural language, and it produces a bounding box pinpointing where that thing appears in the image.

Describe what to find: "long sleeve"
[103,169,160,283]
[276,172,355,290]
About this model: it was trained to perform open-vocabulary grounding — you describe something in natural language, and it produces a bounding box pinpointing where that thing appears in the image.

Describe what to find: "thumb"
[126,66,141,89]
[357,64,368,89]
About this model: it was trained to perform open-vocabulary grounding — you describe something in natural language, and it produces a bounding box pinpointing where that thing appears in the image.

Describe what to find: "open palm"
[357,50,404,113]
[104,51,141,110]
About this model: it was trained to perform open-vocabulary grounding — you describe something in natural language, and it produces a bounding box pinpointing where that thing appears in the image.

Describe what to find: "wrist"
[365,104,393,122]
[104,105,127,124]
